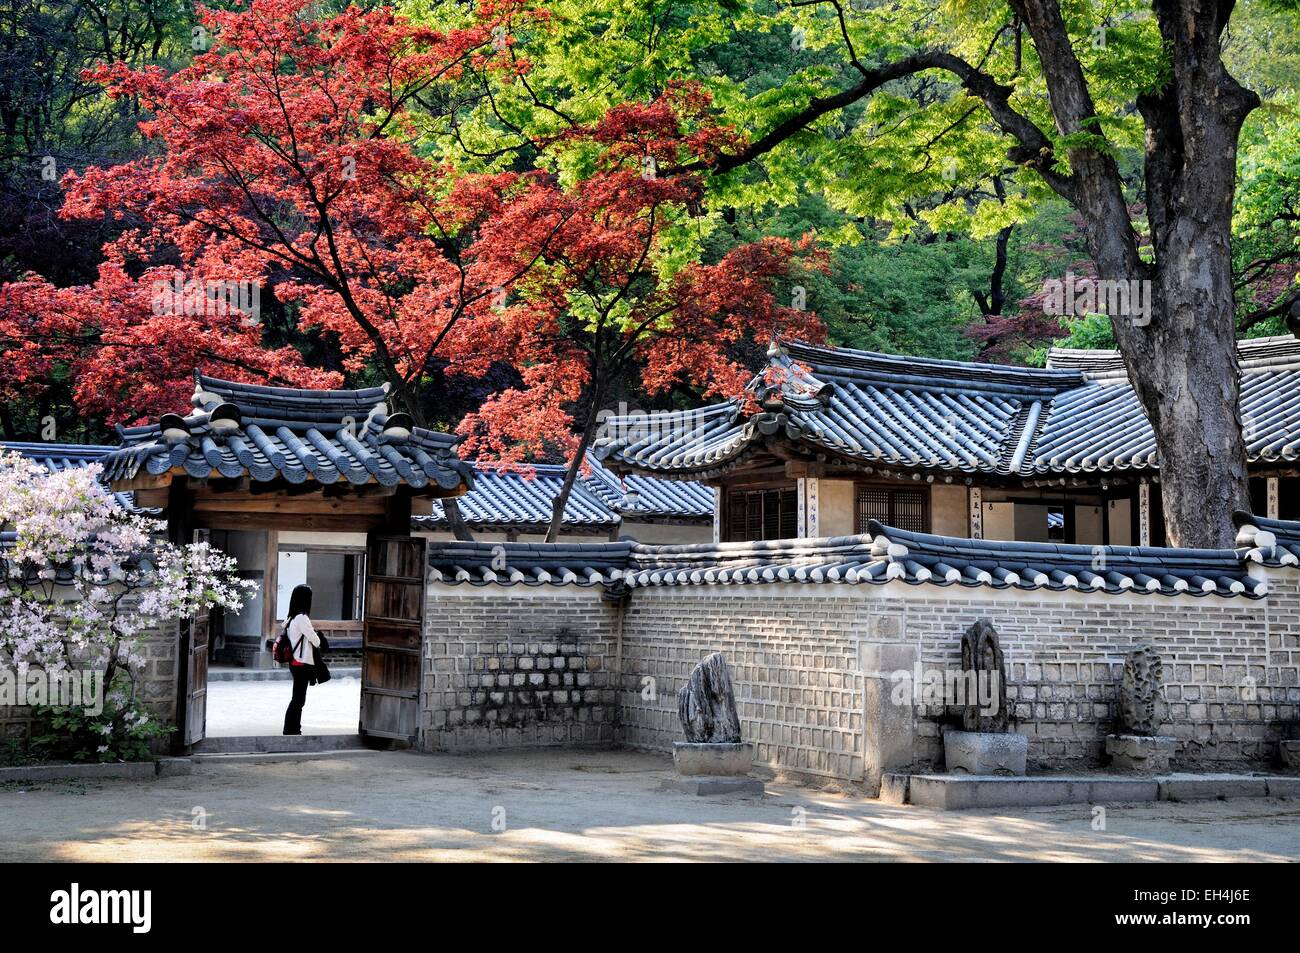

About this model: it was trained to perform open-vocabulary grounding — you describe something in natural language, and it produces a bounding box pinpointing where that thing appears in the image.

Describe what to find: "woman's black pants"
[283,666,311,735]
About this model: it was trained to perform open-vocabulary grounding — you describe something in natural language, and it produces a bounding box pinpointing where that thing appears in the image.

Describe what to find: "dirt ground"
[2,748,1299,862]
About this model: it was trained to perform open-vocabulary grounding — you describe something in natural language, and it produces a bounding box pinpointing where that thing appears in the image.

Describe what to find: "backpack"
[272,615,301,664]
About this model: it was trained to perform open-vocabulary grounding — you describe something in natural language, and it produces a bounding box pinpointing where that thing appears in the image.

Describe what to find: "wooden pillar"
[1268,476,1280,520]
[712,487,722,544]
[969,487,983,540]
[1139,480,1151,547]
[261,528,279,660]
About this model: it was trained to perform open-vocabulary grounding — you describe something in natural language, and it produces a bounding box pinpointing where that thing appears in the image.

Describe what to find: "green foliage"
[30,675,170,764]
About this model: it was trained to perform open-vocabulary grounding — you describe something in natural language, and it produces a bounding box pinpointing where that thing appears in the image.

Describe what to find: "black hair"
[284,584,313,626]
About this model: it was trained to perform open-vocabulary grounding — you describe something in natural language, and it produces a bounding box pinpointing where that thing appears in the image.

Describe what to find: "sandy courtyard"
[206,675,361,736]
[2,749,1299,862]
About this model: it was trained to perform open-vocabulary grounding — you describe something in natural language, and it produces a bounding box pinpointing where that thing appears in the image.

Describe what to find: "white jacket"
[285,614,320,665]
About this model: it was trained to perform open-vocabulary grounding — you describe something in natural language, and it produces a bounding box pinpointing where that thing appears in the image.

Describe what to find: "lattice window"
[725,487,798,541]
[855,485,929,535]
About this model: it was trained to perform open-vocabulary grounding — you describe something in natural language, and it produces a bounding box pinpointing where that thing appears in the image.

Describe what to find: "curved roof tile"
[101,372,473,492]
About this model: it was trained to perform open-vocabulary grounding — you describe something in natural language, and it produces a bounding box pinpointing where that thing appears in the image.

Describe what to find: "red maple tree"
[0,0,825,545]
[2,0,546,426]
[457,83,828,539]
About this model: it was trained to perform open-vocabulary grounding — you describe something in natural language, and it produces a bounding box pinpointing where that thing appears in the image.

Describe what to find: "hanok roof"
[580,453,714,521]
[0,441,154,514]
[429,541,633,587]
[415,453,712,534]
[428,521,1267,598]
[594,336,1300,481]
[1034,335,1300,474]
[1234,511,1300,568]
[418,463,621,534]
[100,372,473,493]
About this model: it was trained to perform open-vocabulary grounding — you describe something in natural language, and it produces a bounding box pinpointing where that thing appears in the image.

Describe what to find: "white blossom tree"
[0,453,251,760]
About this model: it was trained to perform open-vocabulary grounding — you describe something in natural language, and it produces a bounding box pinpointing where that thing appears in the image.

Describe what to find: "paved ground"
[2,749,1299,862]
[206,675,361,736]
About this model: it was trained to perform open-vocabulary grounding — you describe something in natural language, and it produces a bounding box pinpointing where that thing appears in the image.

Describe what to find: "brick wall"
[615,577,1300,782]
[617,593,871,782]
[418,586,621,751]
[413,564,1300,783]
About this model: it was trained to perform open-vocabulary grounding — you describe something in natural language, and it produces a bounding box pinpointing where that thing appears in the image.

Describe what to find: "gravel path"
[2,749,1299,862]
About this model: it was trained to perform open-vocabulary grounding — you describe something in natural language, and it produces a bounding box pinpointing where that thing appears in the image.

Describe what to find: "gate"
[360,535,426,742]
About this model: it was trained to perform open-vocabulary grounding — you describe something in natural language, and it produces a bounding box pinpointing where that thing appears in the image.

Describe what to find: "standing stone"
[1106,645,1175,772]
[960,619,1009,733]
[944,620,1026,775]
[677,652,742,744]
[1119,644,1168,736]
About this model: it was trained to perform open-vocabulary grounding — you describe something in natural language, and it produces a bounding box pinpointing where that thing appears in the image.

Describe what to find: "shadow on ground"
[2,749,1298,862]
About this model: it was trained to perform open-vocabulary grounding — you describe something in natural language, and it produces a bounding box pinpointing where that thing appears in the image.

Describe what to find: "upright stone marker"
[666,653,764,796]
[943,620,1027,776]
[1105,644,1176,772]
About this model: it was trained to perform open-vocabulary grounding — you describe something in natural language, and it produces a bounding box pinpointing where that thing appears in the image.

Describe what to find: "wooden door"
[360,535,426,742]
[182,528,211,746]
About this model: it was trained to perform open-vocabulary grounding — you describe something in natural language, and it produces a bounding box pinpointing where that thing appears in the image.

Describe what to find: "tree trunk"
[544,382,605,544]
[1014,0,1256,547]
[1115,0,1257,548]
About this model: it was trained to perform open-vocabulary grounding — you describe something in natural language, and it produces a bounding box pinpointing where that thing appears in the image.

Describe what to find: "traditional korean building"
[592,335,1300,547]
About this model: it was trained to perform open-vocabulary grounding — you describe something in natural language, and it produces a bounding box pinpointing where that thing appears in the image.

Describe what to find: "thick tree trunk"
[1117,0,1257,548]
[1014,0,1256,547]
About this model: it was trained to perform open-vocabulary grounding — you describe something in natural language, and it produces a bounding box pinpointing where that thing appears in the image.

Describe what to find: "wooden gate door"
[360,535,426,742]
[182,528,211,746]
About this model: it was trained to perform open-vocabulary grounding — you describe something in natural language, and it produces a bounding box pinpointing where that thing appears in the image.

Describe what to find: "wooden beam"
[113,470,177,493]
[133,487,171,509]
[193,491,388,515]
[195,512,387,532]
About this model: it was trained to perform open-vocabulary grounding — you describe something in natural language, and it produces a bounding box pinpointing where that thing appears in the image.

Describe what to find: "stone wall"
[415,561,1300,787]
[613,576,1300,786]
[0,617,179,749]
[418,585,621,751]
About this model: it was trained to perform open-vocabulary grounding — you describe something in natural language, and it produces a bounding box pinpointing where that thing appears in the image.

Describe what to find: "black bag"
[311,635,332,684]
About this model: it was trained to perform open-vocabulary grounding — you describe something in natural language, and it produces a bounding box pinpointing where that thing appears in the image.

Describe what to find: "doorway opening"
[200,529,365,739]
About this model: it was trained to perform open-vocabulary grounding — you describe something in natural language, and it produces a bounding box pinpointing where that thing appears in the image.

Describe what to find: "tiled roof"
[428,541,633,587]
[418,463,620,533]
[100,372,473,492]
[1234,511,1300,568]
[594,336,1300,480]
[580,453,714,520]
[1033,336,1300,473]
[427,522,1267,598]
[416,453,712,533]
[0,441,154,514]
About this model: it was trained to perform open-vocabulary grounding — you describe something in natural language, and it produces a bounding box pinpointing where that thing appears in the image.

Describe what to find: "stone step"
[189,749,383,765]
[192,734,366,754]
[881,772,1300,810]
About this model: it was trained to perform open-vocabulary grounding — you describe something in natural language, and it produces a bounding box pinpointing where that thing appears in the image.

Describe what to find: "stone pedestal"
[943,729,1028,776]
[1280,740,1300,772]
[1105,734,1176,773]
[664,742,764,796]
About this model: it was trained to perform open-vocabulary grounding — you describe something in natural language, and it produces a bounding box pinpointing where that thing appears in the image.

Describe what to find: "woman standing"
[280,584,320,735]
